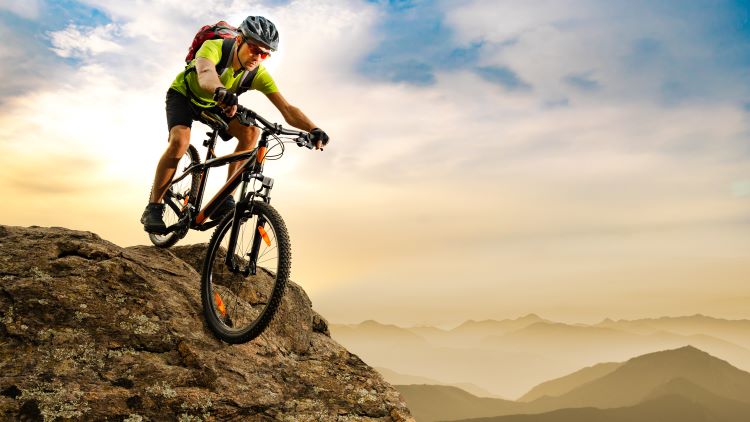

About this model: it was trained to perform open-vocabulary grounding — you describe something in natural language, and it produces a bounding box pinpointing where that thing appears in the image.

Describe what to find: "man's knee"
[234,125,260,148]
[167,125,191,154]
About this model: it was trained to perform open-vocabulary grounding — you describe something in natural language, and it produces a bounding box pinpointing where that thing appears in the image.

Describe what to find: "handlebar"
[236,105,314,149]
[200,105,314,149]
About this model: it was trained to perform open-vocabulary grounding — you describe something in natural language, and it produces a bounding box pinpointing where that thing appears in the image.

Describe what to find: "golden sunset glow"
[1,0,749,328]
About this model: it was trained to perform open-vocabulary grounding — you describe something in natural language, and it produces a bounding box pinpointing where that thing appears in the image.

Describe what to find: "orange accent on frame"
[195,168,244,224]
[258,226,271,246]
[214,291,227,316]
[258,146,267,164]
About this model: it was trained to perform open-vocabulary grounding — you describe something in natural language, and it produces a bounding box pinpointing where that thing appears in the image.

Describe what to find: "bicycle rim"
[202,202,290,343]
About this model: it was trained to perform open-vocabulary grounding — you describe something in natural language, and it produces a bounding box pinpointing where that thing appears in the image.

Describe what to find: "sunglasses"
[245,43,271,60]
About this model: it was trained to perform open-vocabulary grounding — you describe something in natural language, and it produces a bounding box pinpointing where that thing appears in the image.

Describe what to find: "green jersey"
[170,39,279,108]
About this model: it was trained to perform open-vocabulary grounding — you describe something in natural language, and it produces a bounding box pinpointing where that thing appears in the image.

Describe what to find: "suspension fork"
[224,132,271,274]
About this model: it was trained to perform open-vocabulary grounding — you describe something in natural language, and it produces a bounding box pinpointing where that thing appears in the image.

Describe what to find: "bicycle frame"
[164,128,275,235]
[162,105,310,273]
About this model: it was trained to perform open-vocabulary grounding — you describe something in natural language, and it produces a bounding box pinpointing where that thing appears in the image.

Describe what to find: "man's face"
[238,39,271,70]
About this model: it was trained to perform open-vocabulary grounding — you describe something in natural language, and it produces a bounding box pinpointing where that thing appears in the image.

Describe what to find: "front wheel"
[201,201,291,344]
[149,144,200,248]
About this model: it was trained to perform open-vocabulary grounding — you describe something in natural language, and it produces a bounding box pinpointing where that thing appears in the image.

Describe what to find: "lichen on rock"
[0,225,413,420]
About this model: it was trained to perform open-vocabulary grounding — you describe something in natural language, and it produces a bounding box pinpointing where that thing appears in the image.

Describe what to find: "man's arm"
[196,58,238,117]
[267,92,327,149]
[267,92,319,131]
[195,58,224,94]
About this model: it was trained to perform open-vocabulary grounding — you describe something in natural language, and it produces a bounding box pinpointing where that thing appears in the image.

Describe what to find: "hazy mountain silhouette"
[331,320,563,398]
[644,377,750,419]
[529,345,750,411]
[331,316,750,399]
[451,314,549,336]
[331,320,429,347]
[406,325,451,344]
[445,393,750,422]
[449,377,750,422]
[377,367,503,399]
[518,362,622,402]
[401,346,750,422]
[376,367,444,385]
[596,314,750,349]
[487,321,750,356]
[483,320,750,380]
[404,314,548,348]
[395,385,523,422]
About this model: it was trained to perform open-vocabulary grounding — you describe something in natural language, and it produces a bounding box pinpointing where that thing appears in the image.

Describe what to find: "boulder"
[0,225,412,421]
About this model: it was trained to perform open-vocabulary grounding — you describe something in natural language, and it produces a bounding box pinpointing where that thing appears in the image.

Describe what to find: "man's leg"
[226,119,261,180]
[150,125,192,203]
[142,125,192,233]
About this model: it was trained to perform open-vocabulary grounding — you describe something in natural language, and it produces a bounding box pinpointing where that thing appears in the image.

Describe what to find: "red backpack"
[184,21,238,63]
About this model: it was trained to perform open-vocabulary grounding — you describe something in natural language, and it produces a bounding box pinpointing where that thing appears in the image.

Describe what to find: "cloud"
[0,0,116,102]
[442,0,750,106]
[0,0,41,19]
[49,23,123,58]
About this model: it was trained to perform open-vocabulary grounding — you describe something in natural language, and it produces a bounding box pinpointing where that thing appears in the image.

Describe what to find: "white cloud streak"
[49,24,123,58]
[0,0,41,19]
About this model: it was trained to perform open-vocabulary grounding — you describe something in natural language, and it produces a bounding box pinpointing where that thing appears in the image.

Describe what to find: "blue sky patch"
[41,0,111,30]
[357,1,532,89]
[475,66,531,91]
[358,0,453,85]
[564,73,601,92]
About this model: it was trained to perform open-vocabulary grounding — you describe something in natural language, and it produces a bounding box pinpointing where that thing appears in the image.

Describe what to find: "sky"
[1,0,749,327]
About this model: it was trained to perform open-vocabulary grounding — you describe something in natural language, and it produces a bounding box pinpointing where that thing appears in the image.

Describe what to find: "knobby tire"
[201,200,291,344]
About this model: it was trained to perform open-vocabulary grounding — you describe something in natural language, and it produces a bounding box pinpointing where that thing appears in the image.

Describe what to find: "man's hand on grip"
[310,128,329,150]
[213,87,238,117]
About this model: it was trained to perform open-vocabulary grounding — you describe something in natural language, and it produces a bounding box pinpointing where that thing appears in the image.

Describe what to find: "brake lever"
[237,109,257,127]
[296,135,314,149]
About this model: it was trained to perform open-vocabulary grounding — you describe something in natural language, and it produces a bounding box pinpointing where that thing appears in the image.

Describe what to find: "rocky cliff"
[0,225,413,421]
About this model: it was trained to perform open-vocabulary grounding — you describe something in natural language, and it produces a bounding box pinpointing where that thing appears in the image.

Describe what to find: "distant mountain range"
[395,346,750,422]
[330,314,750,398]
[375,367,503,399]
[518,361,622,402]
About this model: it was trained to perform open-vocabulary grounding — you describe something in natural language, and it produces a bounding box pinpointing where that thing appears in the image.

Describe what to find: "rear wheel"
[201,201,290,344]
[149,144,200,248]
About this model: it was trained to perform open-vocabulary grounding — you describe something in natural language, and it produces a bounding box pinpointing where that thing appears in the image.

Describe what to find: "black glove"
[310,128,329,147]
[213,87,238,108]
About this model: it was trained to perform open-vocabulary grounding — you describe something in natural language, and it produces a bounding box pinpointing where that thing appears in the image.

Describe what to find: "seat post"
[203,129,220,160]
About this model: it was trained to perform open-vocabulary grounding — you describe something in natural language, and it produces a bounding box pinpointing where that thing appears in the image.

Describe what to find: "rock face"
[0,225,413,421]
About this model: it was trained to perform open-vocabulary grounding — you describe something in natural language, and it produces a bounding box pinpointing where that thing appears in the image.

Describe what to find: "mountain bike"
[149,105,314,343]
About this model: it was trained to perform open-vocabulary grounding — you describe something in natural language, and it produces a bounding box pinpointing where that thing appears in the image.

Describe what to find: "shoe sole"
[143,225,169,235]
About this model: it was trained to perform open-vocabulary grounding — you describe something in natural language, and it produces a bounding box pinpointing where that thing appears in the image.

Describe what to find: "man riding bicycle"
[141,15,329,234]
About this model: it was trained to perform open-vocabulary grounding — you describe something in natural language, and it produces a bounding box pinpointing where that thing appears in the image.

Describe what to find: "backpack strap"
[215,38,235,76]
[236,66,259,96]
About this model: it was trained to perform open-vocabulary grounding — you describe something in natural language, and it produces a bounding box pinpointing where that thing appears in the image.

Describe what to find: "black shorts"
[165,88,234,141]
